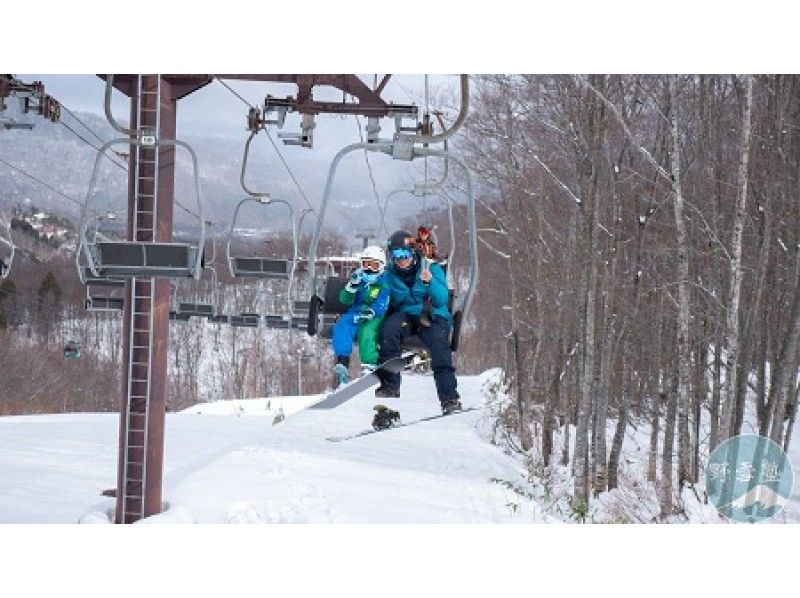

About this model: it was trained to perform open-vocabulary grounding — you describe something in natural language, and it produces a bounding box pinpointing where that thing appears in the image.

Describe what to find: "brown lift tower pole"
[104,74,411,523]
[106,75,212,523]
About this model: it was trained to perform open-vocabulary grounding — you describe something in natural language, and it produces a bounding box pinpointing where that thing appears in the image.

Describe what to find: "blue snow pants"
[332,311,383,365]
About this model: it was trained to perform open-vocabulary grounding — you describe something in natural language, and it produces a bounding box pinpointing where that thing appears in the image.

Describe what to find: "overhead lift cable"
[0,156,83,208]
[214,77,315,214]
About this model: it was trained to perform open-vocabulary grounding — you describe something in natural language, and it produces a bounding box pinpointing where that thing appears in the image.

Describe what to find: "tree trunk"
[543,337,563,467]
[608,359,631,490]
[769,283,800,444]
[661,384,677,517]
[574,76,605,508]
[783,381,799,453]
[667,76,693,489]
[720,75,754,442]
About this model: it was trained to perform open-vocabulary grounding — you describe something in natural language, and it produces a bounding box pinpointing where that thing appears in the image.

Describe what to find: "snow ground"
[499,395,799,524]
[0,370,550,523]
[2,367,796,524]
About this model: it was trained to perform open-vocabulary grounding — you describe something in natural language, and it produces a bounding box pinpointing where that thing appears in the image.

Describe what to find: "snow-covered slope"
[0,370,549,523]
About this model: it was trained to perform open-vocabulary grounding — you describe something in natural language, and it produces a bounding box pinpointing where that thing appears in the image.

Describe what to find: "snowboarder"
[331,245,391,386]
[374,230,461,415]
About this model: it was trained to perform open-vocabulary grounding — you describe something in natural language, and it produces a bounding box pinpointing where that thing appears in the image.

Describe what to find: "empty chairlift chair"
[79,247,126,312]
[171,229,222,322]
[63,340,81,359]
[226,197,297,282]
[76,91,206,282]
[225,196,298,327]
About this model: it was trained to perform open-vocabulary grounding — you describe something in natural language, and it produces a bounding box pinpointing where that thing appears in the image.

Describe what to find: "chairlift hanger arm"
[219,74,417,118]
[1,75,60,123]
[408,75,469,145]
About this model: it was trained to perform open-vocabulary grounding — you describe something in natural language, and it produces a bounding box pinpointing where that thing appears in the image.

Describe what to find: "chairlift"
[77,214,125,312]
[304,76,477,353]
[171,222,222,322]
[229,313,260,328]
[226,197,296,280]
[76,76,206,282]
[224,126,300,328]
[63,340,81,359]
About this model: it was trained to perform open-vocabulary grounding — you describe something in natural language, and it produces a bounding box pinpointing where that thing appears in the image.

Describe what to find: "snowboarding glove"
[354,307,375,324]
[345,268,363,293]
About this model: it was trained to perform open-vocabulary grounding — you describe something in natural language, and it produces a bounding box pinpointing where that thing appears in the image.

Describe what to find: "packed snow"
[1,367,797,524]
[0,369,551,523]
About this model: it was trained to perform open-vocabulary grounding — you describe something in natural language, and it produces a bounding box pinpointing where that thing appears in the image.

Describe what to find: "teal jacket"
[383,260,451,323]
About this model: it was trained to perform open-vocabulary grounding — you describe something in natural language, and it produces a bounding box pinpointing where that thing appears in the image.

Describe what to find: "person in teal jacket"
[332,245,390,386]
[374,230,461,415]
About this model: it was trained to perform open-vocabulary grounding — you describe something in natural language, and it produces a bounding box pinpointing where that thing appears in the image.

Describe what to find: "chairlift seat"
[321,276,351,315]
[169,310,191,322]
[264,315,290,330]
[177,302,214,318]
[91,241,202,278]
[209,314,231,324]
[230,314,260,327]
[85,296,125,312]
[229,257,290,279]
[83,268,126,287]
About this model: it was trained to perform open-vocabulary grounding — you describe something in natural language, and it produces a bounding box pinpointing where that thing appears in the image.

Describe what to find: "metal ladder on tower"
[121,74,160,523]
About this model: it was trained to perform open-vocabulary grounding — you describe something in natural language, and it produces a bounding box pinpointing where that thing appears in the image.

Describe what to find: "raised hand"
[345,268,364,291]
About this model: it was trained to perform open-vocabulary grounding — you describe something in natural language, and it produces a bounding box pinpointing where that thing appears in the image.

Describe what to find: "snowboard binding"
[372,404,400,430]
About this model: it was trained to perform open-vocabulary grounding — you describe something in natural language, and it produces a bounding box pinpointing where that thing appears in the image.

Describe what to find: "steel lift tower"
[101,75,417,523]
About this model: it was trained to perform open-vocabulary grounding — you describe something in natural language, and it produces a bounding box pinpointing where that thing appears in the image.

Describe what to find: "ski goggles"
[391,247,413,260]
[361,259,383,273]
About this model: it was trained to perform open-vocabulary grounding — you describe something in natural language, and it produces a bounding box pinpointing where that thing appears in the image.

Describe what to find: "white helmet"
[360,245,386,272]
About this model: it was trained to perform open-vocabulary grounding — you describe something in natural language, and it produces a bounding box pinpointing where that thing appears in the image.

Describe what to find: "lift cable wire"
[0,155,83,207]
[214,76,315,214]
[3,81,201,219]
[59,104,112,147]
[59,104,201,219]
[58,104,129,163]
[59,120,127,172]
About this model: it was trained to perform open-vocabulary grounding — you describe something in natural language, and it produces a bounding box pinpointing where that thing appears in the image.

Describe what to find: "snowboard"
[325,406,481,442]
[310,354,414,410]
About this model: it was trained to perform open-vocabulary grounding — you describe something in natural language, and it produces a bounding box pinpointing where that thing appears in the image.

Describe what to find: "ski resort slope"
[0,370,550,523]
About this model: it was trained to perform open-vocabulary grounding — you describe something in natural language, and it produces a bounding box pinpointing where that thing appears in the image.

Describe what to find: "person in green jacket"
[332,245,391,386]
